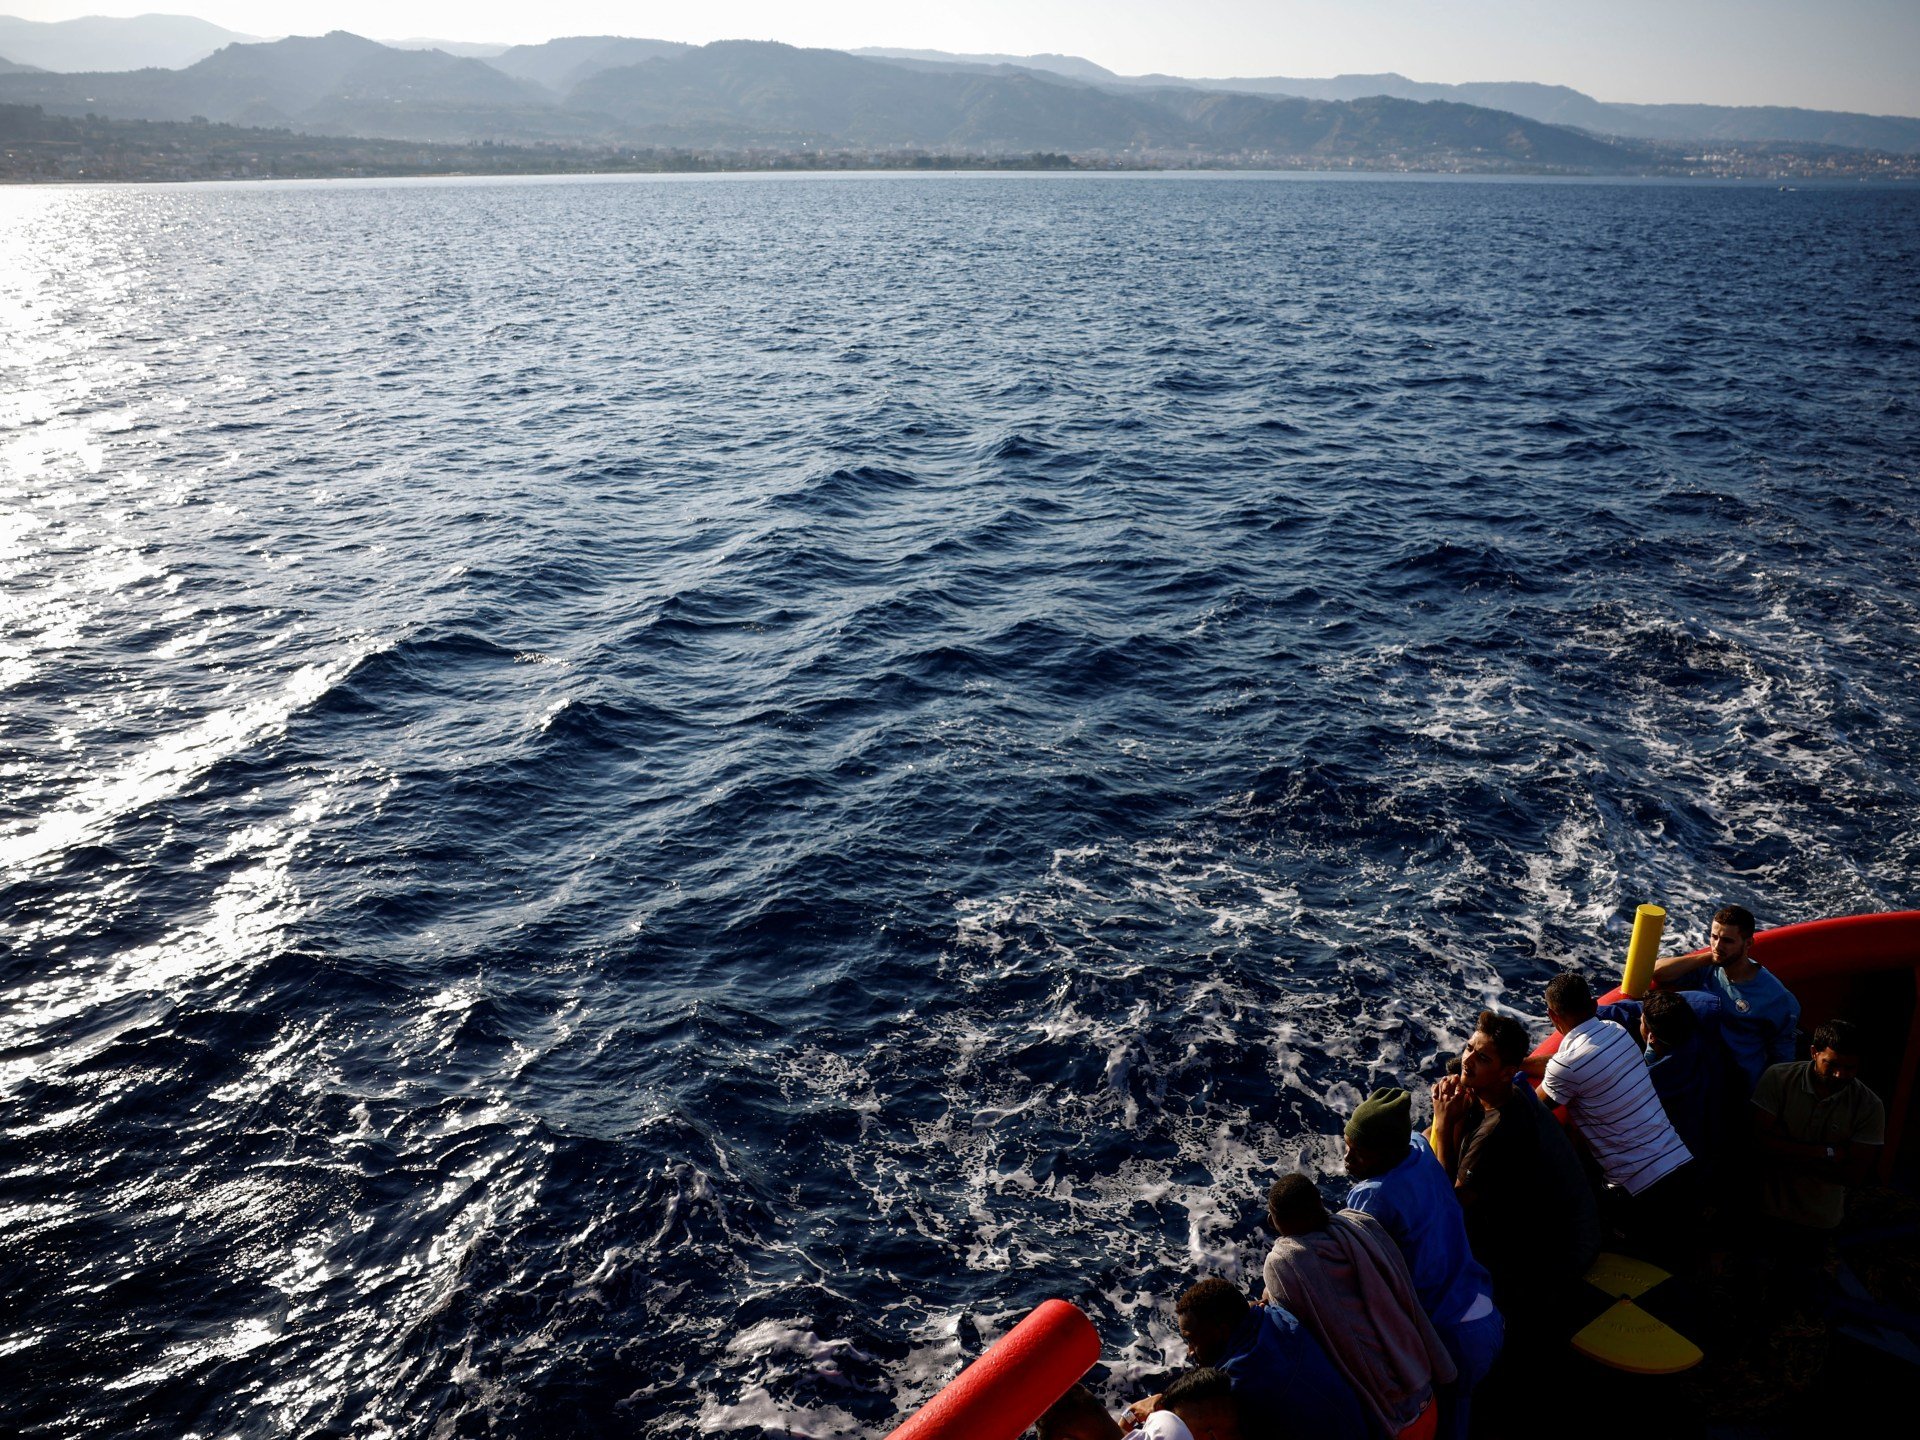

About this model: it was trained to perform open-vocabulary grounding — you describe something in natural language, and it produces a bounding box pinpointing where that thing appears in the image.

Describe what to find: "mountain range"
[852,48,1920,153]
[0,12,255,71]
[2,17,1916,164]
[0,30,1639,165]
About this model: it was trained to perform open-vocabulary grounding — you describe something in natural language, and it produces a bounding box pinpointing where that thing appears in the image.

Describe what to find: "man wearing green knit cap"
[1345,1087,1503,1440]
[1347,1087,1414,1150]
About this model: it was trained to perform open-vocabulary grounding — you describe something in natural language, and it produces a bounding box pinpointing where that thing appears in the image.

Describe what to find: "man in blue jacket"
[1170,1276,1369,1440]
[1595,987,1730,1174]
[1345,1088,1503,1440]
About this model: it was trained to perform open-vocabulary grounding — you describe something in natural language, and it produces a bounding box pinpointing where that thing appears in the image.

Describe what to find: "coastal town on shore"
[5,106,1918,185]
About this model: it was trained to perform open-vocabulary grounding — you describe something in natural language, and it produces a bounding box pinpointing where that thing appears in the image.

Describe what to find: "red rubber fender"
[886,1299,1102,1440]
[1748,910,1920,987]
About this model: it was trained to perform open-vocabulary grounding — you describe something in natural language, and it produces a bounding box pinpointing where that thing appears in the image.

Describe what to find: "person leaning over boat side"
[1120,1280,1368,1440]
[1751,1018,1884,1260]
[1526,971,1698,1269]
[1145,1278,1370,1440]
[1113,1367,1244,1440]
[1262,1177,1454,1440]
[1430,1011,1601,1323]
[1156,1368,1244,1440]
[1040,1383,1125,1440]
[1341,1089,1502,1440]
[1595,987,1730,1179]
[1652,904,1800,1097]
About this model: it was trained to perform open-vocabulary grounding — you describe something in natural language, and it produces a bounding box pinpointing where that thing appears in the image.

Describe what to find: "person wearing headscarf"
[1261,1175,1454,1440]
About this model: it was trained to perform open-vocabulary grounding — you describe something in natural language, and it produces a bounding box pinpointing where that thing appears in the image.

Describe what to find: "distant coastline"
[6,107,1916,186]
[7,30,1920,189]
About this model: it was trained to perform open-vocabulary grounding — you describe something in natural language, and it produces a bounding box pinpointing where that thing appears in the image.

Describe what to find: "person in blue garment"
[1128,1277,1370,1440]
[1261,1180,1454,1440]
[1652,905,1800,1096]
[1594,987,1730,1175]
[1343,1089,1503,1440]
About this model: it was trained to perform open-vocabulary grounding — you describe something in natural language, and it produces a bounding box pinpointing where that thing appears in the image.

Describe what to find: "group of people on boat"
[1035,905,1889,1440]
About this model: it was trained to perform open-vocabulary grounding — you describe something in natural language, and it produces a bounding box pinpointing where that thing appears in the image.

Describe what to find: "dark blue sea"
[2,171,1917,1437]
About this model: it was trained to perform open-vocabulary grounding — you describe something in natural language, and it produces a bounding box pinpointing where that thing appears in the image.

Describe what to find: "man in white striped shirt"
[1533,971,1698,1266]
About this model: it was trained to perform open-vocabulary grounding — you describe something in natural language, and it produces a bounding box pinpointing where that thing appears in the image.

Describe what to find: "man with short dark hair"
[1752,1018,1884,1238]
[1640,988,1729,1166]
[1653,905,1800,1095]
[1533,970,1696,1266]
[1158,1368,1242,1440]
[1430,1011,1600,1318]
[1261,1176,1455,1440]
[1342,1089,1502,1440]
[1594,987,1730,1170]
[1165,1277,1368,1440]
[1038,1383,1122,1440]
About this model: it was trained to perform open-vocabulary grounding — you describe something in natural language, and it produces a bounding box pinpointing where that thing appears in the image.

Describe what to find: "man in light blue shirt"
[1344,1087,1502,1440]
[1653,904,1800,1096]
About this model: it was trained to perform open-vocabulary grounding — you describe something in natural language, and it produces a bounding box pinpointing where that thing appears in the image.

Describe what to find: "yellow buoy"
[1619,903,1667,1000]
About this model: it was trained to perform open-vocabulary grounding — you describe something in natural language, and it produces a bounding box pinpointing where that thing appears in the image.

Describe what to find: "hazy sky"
[10,1,1920,115]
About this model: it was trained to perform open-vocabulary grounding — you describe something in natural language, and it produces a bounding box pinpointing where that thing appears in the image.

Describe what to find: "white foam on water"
[698,1384,863,1437]
[1580,590,1918,914]
[796,1046,883,1135]
[0,643,371,875]
[727,1320,880,1381]
[773,807,1613,1422]
[887,1314,966,1405]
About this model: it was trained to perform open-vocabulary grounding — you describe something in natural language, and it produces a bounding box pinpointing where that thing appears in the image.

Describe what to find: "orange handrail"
[886,1299,1102,1440]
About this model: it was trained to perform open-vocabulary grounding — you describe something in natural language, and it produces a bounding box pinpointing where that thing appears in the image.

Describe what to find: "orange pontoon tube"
[887,1299,1102,1440]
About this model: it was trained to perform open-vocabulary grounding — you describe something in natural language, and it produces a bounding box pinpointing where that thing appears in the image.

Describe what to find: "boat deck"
[1490,1182,1920,1439]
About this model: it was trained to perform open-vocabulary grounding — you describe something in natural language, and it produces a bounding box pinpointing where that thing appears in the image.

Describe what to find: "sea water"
[2,172,1917,1436]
